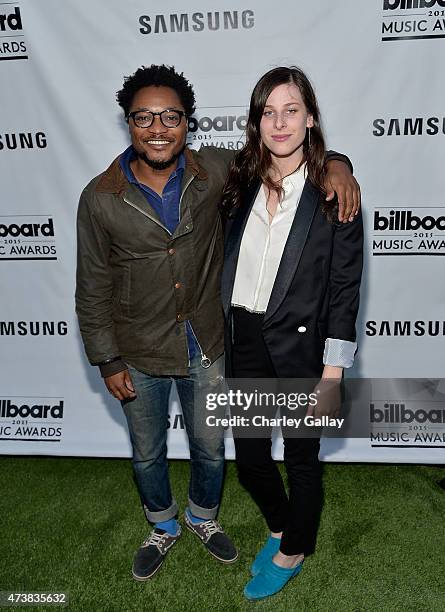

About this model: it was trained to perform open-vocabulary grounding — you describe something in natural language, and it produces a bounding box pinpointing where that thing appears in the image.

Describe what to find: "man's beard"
[137,145,186,171]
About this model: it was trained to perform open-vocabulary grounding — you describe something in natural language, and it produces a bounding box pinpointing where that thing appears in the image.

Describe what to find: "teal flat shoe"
[244,557,303,600]
[250,535,281,576]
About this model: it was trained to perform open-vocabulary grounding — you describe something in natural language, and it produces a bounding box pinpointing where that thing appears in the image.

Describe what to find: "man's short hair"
[116,64,196,117]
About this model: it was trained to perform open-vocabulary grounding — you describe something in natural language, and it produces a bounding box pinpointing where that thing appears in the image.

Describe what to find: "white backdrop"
[0,0,444,462]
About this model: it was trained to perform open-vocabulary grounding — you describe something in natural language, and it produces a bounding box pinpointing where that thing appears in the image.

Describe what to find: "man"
[75,64,360,581]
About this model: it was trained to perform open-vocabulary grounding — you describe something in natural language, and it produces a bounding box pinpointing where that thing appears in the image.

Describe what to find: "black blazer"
[221,179,363,378]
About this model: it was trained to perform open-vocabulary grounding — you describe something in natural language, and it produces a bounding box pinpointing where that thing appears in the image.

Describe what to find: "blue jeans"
[122,354,225,523]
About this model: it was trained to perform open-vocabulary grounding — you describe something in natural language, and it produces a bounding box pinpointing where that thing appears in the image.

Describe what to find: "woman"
[220,67,363,600]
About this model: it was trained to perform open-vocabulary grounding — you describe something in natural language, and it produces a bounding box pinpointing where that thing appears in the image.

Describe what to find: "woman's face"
[259,83,314,164]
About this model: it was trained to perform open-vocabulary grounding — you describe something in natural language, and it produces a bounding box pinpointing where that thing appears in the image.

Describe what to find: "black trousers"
[231,307,323,556]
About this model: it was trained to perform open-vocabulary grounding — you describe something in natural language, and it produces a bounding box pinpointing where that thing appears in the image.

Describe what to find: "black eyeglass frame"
[126,109,187,128]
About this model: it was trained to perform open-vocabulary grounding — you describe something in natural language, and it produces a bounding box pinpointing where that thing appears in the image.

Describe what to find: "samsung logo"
[0,321,68,336]
[0,131,47,151]
[139,10,255,34]
[373,117,445,136]
[366,320,445,336]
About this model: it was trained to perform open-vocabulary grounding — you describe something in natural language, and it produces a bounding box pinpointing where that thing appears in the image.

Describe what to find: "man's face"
[128,85,188,170]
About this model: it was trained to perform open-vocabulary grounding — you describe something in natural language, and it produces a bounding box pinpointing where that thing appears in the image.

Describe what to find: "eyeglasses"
[127,109,186,129]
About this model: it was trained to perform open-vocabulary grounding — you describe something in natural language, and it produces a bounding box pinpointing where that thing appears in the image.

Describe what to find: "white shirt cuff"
[323,338,357,368]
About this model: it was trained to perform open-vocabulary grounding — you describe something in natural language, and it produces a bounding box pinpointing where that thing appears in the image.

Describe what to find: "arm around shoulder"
[326,208,364,346]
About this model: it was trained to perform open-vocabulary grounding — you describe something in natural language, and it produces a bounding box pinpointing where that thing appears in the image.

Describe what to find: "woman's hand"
[321,365,343,380]
[325,160,361,223]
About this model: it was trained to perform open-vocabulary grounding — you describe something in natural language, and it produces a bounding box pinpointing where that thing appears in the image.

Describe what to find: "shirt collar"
[119,145,185,186]
[282,162,307,193]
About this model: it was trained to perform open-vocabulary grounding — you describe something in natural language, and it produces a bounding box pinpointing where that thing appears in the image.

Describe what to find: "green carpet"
[0,458,443,612]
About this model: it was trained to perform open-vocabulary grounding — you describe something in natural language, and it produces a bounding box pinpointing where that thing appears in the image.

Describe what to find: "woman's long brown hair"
[221,66,334,219]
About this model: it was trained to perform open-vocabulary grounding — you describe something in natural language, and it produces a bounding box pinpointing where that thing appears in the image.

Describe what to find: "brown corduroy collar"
[95,147,208,195]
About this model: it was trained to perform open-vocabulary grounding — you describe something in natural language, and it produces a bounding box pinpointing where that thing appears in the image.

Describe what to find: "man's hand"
[325,159,361,223]
[104,370,136,401]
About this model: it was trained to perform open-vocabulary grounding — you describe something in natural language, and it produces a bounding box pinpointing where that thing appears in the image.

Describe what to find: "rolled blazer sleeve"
[324,208,363,367]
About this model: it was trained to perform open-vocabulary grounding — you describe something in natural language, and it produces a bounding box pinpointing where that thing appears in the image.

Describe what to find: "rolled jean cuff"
[143,499,178,523]
[188,498,218,520]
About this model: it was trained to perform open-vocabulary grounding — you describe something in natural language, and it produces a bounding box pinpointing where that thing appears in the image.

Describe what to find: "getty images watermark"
[205,388,345,430]
[199,379,345,437]
[192,378,445,442]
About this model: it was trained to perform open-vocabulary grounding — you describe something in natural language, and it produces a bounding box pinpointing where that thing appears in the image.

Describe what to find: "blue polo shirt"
[119,146,199,360]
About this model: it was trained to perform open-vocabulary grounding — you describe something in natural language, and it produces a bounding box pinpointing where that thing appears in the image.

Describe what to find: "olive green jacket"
[76,146,232,377]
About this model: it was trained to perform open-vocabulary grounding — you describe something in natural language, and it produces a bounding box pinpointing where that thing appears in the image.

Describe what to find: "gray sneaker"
[184,513,238,563]
[132,527,181,581]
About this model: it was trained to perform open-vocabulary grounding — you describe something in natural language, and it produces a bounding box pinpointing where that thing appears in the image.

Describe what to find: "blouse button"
[297,326,307,333]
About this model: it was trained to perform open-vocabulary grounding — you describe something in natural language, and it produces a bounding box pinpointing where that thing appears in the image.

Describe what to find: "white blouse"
[231,164,357,368]
[232,165,306,313]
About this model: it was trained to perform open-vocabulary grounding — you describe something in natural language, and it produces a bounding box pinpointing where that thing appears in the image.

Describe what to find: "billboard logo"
[370,401,445,446]
[0,5,28,61]
[384,1,445,8]
[0,397,65,442]
[0,6,22,30]
[371,208,445,255]
[187,107,247,150]
[381,0,445,41]
[0,216,57,261]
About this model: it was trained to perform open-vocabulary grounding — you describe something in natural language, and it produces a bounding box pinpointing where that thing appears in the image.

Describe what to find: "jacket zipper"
[180,174,208,368]
[124,172,195,232]
[179,174,195,221]
[190,325,211,369]
[123,197,172,235]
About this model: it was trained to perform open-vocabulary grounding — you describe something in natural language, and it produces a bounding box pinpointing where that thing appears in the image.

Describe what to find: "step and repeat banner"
[0,0,444,462]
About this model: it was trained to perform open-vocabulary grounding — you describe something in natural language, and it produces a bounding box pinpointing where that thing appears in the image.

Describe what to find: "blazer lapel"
[221,182,261,318]
[264,179,319,324]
